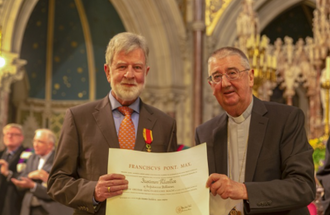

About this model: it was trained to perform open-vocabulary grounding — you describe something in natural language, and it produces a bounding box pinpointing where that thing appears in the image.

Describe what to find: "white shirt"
[227,99,253,214]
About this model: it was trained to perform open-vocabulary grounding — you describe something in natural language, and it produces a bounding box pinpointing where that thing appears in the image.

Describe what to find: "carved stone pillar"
[192,0,205,133]
[0,52,26,147]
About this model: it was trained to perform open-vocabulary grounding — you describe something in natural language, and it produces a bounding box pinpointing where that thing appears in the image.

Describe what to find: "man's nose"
[221,75,231,87]
[124,66,135,78]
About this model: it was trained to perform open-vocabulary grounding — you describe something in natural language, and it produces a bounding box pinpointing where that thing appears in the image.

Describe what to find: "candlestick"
[260,54,264,67]
[252,55,257,67]
[326,56,330,81]
[272,56,277,69]
[267,56,271,68]
[256,34,260,46]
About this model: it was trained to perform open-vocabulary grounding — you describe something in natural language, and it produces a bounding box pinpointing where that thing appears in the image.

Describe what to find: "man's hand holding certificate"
[106,143,209,215]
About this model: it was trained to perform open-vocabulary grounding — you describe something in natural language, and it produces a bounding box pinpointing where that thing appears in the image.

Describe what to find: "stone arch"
[110,0,187,88]
[209,0,315,49]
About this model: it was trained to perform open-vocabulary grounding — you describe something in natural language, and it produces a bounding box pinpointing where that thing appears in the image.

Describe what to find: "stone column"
[0,53,26,148]
[192,0,205,133]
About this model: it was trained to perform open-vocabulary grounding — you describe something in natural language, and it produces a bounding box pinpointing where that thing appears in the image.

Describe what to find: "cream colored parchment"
[106,143,209,215]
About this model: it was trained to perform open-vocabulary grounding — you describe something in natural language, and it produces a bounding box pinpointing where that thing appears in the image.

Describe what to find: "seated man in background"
[11,128,73,215]
[0,123,28,215]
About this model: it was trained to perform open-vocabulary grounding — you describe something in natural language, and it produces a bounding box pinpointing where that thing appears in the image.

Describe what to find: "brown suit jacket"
[195,96,315,215]
[47,96,177,215]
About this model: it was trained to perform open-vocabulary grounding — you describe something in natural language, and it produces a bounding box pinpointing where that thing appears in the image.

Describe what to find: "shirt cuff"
[92,197,100,206]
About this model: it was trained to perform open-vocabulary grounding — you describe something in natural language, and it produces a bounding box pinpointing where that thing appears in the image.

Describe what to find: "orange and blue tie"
[118,106,135,150]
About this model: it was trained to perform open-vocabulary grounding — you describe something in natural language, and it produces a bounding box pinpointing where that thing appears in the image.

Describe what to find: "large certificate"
[106,143,209,215]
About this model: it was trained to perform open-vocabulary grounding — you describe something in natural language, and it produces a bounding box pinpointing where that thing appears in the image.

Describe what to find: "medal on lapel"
[143,128,153,152]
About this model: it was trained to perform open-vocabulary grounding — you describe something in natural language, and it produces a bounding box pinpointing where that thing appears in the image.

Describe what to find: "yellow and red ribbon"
[143,128,153,152]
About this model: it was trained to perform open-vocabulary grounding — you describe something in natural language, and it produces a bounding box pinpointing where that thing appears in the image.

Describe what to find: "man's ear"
[249,69,254,87]
[104,64,111,82]
[146,66,150,76]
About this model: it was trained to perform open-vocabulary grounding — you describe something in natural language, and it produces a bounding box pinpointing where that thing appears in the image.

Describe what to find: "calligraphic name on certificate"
[106,143,209,215]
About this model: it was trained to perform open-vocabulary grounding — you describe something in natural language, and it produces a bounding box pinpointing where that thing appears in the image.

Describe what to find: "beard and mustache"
[110,74,147,102]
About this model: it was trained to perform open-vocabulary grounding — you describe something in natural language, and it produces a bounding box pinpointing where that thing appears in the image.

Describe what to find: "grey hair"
[35,128,56,145]
[3,123,23,135]
[208,46,250,70]
[105,32,149,66]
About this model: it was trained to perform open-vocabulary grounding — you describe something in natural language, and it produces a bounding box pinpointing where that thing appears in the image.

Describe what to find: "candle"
[252,55,257,67]
[256,34,260,46]
[246,37,251,49]
[254,68,259,77]
[315,48,320,60]
[326,56,330,80]
[267,56,271,68]
[260,54,264,67]
[272,56,277,69]
[250,34,255,47]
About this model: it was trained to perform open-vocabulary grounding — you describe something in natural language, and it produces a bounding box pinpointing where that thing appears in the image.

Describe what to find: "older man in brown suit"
[47,32,177,215]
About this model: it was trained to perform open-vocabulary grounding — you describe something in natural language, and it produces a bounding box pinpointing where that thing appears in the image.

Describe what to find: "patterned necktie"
[118,106,135,150]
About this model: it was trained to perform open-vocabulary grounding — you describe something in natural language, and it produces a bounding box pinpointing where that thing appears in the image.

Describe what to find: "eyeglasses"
[4,133,22,137]
[207,68,250,83]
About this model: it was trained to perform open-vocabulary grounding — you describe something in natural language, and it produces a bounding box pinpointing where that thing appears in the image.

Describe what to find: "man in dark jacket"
[0,123,29,215]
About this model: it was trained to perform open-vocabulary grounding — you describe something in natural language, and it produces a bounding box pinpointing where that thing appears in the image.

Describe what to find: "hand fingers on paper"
[100,173,126,181]
[105,178,129,193]
[100,173,129,192]
[105,184,128,196]
[206,173,226,188]
[94,174,128,202]
[208,174,232,198]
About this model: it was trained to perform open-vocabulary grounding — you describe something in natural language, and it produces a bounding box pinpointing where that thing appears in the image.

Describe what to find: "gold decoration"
[235,0,277,98]
[205,0,232,36]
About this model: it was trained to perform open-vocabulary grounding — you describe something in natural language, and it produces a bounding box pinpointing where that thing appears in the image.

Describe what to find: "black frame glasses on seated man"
[207,68,250,83]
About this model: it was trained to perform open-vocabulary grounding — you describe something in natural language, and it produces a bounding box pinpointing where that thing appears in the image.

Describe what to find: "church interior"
[0,0,329,212]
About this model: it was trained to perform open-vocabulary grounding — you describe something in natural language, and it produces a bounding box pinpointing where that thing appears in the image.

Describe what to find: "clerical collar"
[227,99,253,124]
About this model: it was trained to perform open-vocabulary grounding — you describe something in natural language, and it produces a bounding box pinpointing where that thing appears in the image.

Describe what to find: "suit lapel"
[135,102,157,151]
[32,155,39,170]
[92,96,120,148]
[213,114,228,175]
[42,151,54,172]
[8,146,25,167]
[245,97,268,182]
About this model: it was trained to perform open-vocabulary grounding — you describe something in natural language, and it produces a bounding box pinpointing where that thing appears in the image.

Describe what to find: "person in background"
[11,128,73,215]
[0,123,28,215]
[195,46,315,214]
[317,137,330,215]
[47,32,177,215]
